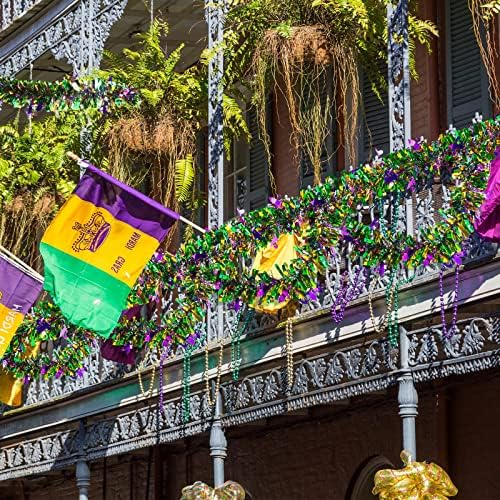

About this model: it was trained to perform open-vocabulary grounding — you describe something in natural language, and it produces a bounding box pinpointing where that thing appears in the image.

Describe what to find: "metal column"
[387,0,413,235]
[76,459,91,500]
[205,0,228,487]
[75,421,90,500]
[210,391,227,487]
[398,326,418,460]
[205,0,226,342]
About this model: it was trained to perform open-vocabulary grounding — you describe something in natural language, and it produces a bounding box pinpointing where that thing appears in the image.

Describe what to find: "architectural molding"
[0,315,498,481]
[0,255,498,441]
[0,0,127,76]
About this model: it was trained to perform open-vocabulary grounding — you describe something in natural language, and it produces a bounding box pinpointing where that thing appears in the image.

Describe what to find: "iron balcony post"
[398,325,418,460]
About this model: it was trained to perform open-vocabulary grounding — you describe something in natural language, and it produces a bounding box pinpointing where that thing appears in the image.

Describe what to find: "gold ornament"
[373,451,458,500]
[180,481,245,500]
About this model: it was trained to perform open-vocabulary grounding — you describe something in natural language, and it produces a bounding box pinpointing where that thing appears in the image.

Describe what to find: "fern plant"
[221,0,437,176]
[98,20,249,219]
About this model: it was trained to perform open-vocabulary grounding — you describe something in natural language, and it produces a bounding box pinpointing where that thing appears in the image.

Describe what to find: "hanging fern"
[222,0,438,172]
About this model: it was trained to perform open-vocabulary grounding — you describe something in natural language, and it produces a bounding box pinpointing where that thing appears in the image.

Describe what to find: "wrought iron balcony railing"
[0,0,45,31]
[2,175,499,413]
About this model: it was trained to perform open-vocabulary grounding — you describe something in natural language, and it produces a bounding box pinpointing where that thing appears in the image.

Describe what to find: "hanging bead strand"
[439,265,460,339]
[285,318,294,394]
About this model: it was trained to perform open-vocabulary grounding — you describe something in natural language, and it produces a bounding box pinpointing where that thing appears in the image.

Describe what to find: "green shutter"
[247,102,271,211]
[446,0,491,128]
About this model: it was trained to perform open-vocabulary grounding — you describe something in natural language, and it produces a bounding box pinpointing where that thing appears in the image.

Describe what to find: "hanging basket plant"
[100,20,249,232]
[223,0,438,182]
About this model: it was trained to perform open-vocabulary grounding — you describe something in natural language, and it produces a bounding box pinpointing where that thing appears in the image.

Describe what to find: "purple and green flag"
[40,161,179,337]
[0,254,43,358]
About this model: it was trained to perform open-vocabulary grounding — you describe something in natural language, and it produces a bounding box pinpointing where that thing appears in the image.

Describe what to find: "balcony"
[0,172,498,442]
[0,0,48,34]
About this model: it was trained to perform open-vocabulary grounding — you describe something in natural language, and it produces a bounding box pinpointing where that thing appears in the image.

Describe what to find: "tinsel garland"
[2,117,499,381]
[0,76,138,114]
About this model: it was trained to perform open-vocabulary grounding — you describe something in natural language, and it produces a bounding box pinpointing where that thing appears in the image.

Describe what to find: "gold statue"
[373,451,458,499]
[180,481,245,500]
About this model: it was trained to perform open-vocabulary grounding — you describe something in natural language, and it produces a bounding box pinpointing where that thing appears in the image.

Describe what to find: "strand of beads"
[381,193,402,347]
[205,340,224,407]
[231,308,254,381]
[368,277,397,333]
[285,318,294,393]
[182,333,205,423]
[331,266,366,323]
[158,349,169,413]
[137,361,156,399]
[439,266,460,339]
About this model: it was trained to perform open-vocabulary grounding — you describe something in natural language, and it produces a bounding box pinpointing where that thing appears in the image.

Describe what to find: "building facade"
[0,1,499,499]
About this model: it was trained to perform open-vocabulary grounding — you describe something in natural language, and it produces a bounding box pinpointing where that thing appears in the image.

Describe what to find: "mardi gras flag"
[0,254,43,358]
[40,161,179,337]
[0,343,40,407]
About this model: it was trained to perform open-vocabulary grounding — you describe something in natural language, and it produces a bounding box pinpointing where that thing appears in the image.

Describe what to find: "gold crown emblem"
[72,211,111,253]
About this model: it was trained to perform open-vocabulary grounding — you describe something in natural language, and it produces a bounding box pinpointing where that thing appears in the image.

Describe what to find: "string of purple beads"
[331,267,366,323]
[439,265,460,339]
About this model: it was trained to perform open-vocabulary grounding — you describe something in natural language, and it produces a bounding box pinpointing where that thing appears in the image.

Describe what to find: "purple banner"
[0,255,43,314]
[475,154,500,242]
[75,161,180,242]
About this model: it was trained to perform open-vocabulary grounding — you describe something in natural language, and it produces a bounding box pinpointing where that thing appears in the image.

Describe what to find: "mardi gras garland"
[2,117,499,382]
[0,76,138,114]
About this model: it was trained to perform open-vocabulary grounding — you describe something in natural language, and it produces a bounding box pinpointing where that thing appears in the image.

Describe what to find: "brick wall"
[7,373,500,500]
[410,0,441,141]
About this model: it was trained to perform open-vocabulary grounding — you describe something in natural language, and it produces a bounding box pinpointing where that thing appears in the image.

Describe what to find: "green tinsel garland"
[0,75,138,114]
[1,117,498,381]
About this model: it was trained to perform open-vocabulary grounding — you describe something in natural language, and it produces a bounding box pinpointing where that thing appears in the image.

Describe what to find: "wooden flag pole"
[66,152,206,234]
[0,244,44,282]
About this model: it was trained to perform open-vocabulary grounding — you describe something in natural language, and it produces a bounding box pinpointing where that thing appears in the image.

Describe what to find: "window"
[446,0,492,128]
[226,100,272,217]
[247,102,272,211]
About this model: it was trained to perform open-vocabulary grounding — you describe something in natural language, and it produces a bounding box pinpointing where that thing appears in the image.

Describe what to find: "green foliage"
[0,114,83,206]
[220,0,437,170]
[175,154,195,202]
[99,20,249,209]
[99,22,205,124]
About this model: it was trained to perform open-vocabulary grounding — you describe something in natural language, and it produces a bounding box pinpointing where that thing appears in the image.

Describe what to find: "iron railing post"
[205,0,225,342]
[388,0,413,236]
[210,391,227,487]
[398,326,418,460]
[75,421,91,500]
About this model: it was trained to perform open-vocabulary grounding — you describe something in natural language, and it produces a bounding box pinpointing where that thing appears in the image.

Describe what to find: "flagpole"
[66,152,206,235]
[0,245,44,283]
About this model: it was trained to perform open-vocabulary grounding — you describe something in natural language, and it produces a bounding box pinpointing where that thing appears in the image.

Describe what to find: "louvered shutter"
[247,102,271,211]
[360,66,390,162]
[446,0,491,128]
[300,70,336,188]
[196,130,207,227]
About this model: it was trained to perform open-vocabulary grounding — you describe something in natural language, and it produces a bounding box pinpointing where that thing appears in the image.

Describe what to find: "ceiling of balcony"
[0,0,206,122]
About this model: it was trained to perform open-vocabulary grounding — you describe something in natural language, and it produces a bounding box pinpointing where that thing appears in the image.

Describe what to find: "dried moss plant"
[470,0,500,109]
[223,0,437,184]
[99,20,249,234]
